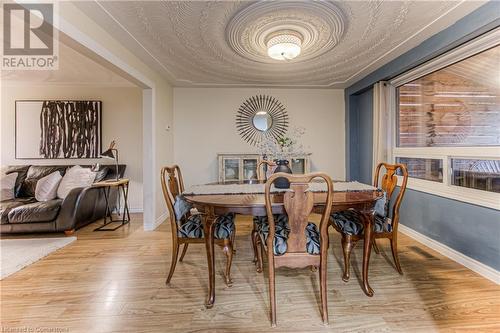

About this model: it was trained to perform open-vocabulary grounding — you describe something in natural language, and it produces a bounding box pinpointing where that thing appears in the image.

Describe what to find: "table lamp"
[100,140,119,181]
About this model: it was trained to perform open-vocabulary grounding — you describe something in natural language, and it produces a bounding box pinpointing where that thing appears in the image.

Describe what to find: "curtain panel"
[372,81,393,171]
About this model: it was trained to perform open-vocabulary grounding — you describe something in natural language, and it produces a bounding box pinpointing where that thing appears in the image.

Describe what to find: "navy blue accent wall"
[348,88,373,184]
[398,189,500,270]
[345,2,500,270]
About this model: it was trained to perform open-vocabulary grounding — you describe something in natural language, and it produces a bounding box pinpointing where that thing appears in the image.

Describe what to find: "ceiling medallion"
[225,1,346,63]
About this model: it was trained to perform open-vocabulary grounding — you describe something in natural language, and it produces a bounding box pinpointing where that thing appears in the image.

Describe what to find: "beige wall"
[57,3,174,229]
[154,85,174,218]
[173,88,345,187]
[0,85,144,211]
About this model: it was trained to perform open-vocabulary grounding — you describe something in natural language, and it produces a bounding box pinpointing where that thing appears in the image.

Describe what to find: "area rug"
[0,237,76,280]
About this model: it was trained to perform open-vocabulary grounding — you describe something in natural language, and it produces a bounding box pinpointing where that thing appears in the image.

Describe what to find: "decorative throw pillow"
[374,191,388,217]
[18,166,66,198]
[0,172,18,201]
[173,195,192,221]
[57,165,96,199]
[93,166,110,182]
[35,171,62,202]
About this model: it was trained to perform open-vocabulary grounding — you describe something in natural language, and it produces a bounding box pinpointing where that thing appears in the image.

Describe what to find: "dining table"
[183,180,383,308]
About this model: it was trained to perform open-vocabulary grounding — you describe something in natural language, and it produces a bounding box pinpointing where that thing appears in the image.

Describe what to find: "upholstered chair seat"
[253,214,288,231]
[178,213,235,239]
[330,210,392,236]
[257,216,321,255]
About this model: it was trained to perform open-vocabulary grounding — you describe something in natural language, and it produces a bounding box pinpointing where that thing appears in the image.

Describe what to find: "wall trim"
[399,224,500,285]
[128,208,143,213]
[144,211,167,231]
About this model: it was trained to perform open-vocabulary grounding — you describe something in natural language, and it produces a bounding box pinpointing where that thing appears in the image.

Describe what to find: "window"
[395,157,443,182]
[451,159,500,193]
[390,30,500,209]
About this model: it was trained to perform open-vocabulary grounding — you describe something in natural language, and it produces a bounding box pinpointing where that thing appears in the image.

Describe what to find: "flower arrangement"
[257,126,308,161]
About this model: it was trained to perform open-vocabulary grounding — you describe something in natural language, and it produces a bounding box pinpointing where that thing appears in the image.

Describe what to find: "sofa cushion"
[7,199,63,223]
[1,172,18,201]
[0,198,36,224]
[35,171,62,202]
[19,166,67,198]
[4,165,30,198]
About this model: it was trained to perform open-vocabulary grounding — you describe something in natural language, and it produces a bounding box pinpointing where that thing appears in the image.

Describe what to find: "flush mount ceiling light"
[266,31,303,61]
[225,2,346,64]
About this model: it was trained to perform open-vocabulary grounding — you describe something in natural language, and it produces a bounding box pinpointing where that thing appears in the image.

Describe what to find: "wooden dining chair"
[251,160,278,264]
[330,163,409,283]
[255,172,334,326]
[161,165,236,286]
[257,160,277,181]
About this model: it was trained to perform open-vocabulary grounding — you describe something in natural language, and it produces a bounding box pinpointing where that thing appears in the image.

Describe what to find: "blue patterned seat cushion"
[174,196,235,239]
[177,213,235,239]
[255,215,321,255]
[253,214,288,231]
[330,210,392,236]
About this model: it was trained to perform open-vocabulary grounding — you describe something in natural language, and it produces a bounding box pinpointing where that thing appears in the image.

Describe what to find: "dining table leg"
[361,210,375,297]
[204,208,216,308]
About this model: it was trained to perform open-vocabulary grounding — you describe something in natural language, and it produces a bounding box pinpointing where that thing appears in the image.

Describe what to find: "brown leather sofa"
[0,164,126,234]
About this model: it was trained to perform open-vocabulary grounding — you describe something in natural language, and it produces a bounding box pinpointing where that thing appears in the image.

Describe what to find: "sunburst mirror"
[236,95,289,146]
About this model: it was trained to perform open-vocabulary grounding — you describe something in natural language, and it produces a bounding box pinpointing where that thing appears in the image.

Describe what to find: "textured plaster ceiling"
[0,41,137,86]
[75,0,485,88]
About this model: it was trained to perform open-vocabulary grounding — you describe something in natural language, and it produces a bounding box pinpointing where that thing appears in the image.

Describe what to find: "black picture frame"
[15,100,102,159]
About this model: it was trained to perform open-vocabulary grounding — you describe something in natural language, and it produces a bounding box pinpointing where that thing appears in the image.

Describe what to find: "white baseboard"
[144,211,167,231]
[399,224,500,285]
[128,208,143,213]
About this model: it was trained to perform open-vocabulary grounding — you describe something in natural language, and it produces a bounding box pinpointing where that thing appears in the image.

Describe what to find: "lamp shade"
[101,140,119,181]
[100,148,115,159]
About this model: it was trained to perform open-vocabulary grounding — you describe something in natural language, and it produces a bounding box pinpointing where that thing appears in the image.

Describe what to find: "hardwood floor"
[1,214,499,332]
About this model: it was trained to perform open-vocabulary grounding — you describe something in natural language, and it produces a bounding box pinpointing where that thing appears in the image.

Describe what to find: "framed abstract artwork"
[15,100,102,159]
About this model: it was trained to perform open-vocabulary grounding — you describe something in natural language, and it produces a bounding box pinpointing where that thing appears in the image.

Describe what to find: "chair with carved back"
[257,160,277,181]
[161,165,236,286]
[251,160,278,264]
[255,172,334,326]
[330,163,408,284]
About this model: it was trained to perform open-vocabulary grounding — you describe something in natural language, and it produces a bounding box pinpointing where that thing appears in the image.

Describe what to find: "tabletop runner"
[183,181,377,196]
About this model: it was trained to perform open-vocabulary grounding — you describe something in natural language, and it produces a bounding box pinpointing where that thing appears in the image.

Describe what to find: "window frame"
[388,28,500,210]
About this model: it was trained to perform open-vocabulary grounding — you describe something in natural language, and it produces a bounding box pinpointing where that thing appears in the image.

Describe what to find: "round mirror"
[253,111,273,131]
[236,95,289,146]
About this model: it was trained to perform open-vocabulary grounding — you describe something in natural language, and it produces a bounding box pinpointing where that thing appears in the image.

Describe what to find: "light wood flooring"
[1,215,499,332]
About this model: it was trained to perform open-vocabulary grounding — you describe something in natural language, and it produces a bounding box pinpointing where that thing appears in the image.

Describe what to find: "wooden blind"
[397,45,500,147]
